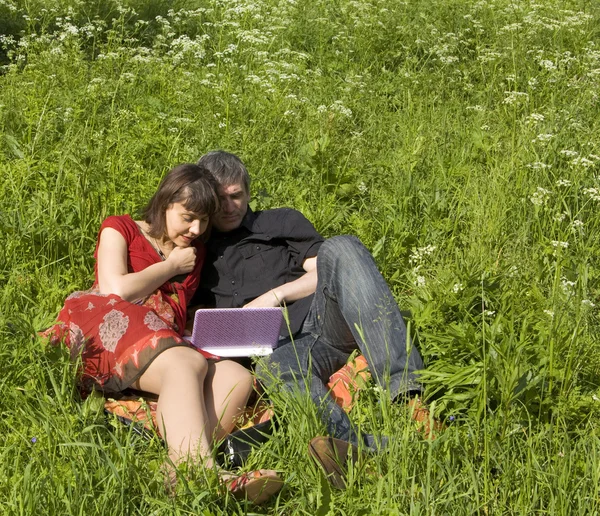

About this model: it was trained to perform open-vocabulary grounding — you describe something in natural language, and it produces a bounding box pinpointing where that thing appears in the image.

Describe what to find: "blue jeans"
[257,236,424,448]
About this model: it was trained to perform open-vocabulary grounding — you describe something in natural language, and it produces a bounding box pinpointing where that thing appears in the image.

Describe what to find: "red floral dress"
[42,215,215,394]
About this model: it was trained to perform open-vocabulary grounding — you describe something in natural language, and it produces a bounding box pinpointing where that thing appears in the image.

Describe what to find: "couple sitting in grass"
[43,150,431,504]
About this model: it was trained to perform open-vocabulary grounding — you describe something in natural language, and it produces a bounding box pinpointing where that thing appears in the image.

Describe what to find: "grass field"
[1,0,600,513]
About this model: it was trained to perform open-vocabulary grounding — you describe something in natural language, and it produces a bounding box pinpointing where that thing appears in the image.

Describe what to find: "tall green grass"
[1,0,599,513]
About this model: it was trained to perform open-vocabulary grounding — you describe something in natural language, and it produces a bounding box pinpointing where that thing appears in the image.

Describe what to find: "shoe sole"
[230,473,283,505]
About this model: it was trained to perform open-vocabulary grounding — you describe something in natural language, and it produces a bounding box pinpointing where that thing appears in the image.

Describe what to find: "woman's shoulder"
[99,215,140,241]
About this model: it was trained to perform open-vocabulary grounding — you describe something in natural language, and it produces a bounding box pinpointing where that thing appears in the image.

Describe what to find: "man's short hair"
[197,150,251,195]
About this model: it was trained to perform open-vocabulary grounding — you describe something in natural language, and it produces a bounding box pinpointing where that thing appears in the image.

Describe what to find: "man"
[194,150,431,487]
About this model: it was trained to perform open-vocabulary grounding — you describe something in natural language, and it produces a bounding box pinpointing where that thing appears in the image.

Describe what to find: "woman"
[43,163,282,504]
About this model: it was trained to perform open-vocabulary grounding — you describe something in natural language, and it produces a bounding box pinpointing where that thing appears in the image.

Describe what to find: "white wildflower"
[452,283,464,293]
[571,220,584,229]
[554,212,567,222]
[560,149,578,158]
[477,50,503,63]
[556,179,571,187]
[526,113,544,125]
[483,310,496,317]
[498,23,523,34]
[409,245,437,265]
[329,101,352,117]
[582,299,596,308]
[551,241,569,249]
[543,309,555,318]
[528,162,551,170]
[583,188,600,201]
[561,278,576,294]
[532,133,554,144]
[415,275,426,287]
[539,59,556,71]
[572,157,595,168]
[529,187,551,206]
[503,91,529,105]
[439,55,459,64]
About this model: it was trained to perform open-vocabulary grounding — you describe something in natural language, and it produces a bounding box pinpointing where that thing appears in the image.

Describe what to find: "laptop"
[183,307,283,357]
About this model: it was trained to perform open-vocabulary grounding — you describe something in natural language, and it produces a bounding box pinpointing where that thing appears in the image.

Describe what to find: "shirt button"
[231,280,235,285]
[255,245,260,250]
[234,292,238,296]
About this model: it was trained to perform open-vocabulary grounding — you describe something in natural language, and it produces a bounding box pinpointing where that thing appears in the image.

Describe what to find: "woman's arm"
[244,256,318,308]
[97,227,196,302]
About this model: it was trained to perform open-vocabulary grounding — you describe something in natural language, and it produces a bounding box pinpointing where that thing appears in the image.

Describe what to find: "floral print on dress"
[143,291,179,332]
[68,322,85,359]
[144,311,169,332]
[99,309,129,352]
[66,290,87,301]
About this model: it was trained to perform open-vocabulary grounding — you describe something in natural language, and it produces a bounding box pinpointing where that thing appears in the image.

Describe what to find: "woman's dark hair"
[143,163,220,238]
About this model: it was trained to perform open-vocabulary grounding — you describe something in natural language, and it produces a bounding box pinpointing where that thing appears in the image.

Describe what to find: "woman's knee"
[158,346,209,380]
[216,360,254,391]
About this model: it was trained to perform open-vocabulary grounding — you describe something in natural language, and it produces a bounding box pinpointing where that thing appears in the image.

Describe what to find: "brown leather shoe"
[308,436,360,489]
[407,398,444,440]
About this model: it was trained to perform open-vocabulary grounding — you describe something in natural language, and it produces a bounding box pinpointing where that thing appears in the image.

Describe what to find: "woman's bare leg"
[134,346,213,466]
[204,360,254,441]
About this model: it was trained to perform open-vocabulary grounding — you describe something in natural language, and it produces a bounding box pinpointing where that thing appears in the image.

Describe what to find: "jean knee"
[318,235,368,269]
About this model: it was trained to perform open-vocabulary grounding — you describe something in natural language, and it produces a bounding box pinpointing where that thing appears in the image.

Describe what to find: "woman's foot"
[222,469,283,505]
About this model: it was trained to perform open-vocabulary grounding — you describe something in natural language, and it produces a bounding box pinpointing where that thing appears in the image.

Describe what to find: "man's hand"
[244,289,282,308]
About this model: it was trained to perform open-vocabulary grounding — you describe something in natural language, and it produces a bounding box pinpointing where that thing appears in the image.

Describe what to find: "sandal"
[223,469,283,505]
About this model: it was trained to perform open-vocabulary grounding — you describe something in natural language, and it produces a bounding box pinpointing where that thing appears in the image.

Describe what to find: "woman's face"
[164,202,209,247]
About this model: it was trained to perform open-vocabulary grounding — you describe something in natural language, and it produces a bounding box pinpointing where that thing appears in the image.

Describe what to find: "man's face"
[213,182,250,232]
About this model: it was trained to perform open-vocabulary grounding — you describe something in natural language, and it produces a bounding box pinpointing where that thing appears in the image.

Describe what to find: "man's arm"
[244,256,317,308]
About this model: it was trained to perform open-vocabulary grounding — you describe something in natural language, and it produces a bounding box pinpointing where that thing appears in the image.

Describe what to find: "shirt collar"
[239,206,257,231]
[210,207,257,239]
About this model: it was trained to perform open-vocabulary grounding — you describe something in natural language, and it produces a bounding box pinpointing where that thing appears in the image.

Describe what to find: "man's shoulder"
[253,207,313,232]
[253,207,303,222]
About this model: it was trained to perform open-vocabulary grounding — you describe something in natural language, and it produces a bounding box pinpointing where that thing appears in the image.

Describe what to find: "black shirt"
[195,207,324,336]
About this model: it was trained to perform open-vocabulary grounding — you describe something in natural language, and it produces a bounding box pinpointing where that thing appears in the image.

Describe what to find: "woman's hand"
[166,246,197,275]
[97,228,197,302]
